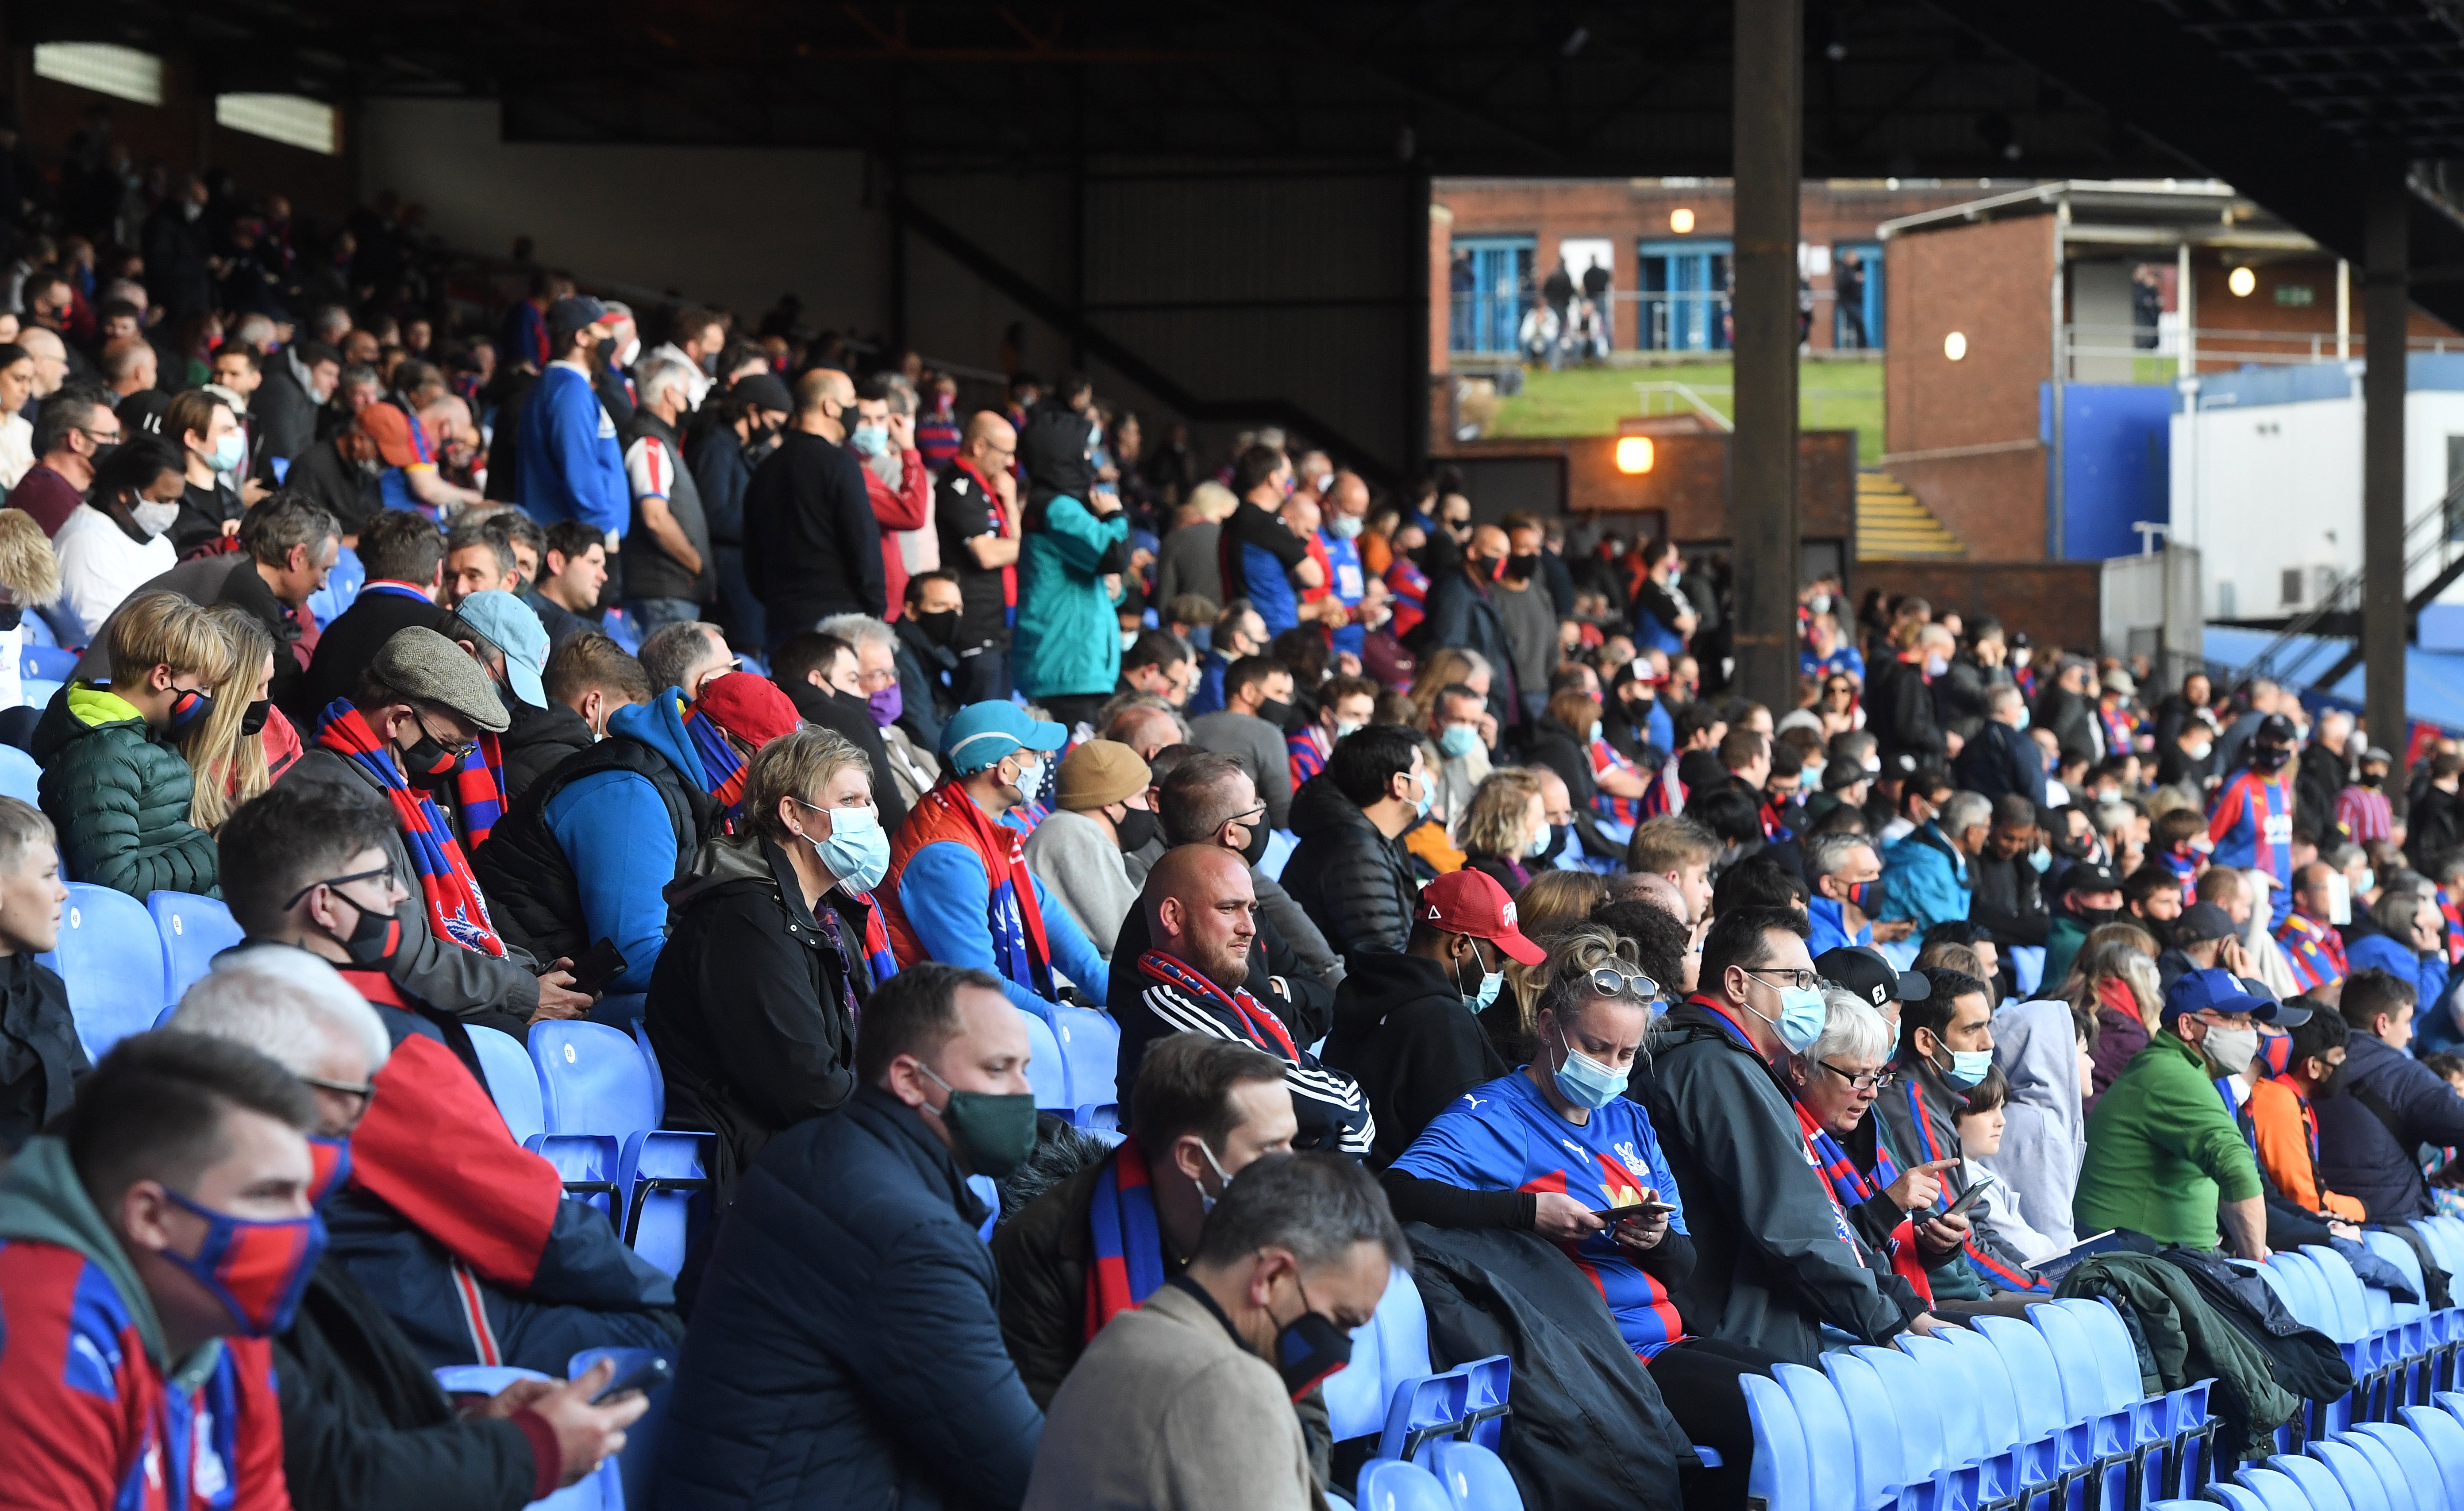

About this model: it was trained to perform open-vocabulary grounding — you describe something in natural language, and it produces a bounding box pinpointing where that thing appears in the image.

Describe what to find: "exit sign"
[2275,285,2315,307]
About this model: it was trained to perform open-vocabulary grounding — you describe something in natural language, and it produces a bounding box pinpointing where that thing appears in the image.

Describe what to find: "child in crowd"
[0,795,77,1153]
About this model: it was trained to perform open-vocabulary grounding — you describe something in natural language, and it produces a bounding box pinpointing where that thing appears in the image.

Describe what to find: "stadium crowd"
[0,156,2461,1511]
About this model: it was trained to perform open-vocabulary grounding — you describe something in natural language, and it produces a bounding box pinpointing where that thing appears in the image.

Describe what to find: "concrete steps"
[1856,471,1967,561]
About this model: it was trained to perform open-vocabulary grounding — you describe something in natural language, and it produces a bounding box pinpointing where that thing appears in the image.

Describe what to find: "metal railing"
[2060,321,2461,378]
[2221,468,2464,691]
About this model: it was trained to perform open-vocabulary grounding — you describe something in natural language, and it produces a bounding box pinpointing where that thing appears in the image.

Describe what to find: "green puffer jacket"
[32,684,219,900]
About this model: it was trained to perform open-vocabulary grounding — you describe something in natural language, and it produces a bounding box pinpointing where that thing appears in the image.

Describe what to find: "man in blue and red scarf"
[880,700,1112,1021]
[991,1033,1297,1407]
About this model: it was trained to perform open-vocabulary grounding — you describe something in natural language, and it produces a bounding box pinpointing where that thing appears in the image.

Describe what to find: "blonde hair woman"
[183,605,282,833]
[1494,867,1609,1055]
[1459,767,1546,899]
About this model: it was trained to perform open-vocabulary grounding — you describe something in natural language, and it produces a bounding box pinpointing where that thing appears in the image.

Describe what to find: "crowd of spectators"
[3,152,2464,1511]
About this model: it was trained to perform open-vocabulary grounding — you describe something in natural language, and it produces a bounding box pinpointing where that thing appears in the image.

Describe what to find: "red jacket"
[865,451,931,621]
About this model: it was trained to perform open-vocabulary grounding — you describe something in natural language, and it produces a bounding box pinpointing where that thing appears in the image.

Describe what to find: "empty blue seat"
[2343,1429,2423,1511]
[1853,1343,1960,1503]
[0,744,37,803]
[631,1018,664,1127]
[530,1020,714,1254]
[1378,1370,1472,1465]
[2352,1422,2445,1511]
[2399,1403,2464,1495]
[2233,1465,2323,1511]
[1355,1458,1456,1511]
[966,1173,1001,1241]
[1374,1261,1434,1394]
[307,544,364,629]
[1898,1333,1989,1476]
[530,1131,623,1226]
[1424,1440,1521,1511]
[1051,1001,1118,1110]
[616,1127,709,1276]
[1821,1349,1906,1511]
[1773,1364,1872,1511]
[2313,1437,2396,1511]
[470,1025,547,1145]
[149,891,242,1003]
[1739,1372,1810,1511]
[1458,1356,1509,1453]
[1327,1263,1420,1442]
[2267,1451,2359,1511]
[1019,1006,1070,1111]
[570,1345,677,1511]
[1974,1313,2093,1479]
[55,882,169,1060]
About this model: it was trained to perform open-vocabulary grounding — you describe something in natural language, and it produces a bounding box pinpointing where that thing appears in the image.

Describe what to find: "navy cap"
[1816,945,1930,1012]
[2162,966,2310,1027]
[547,295,618,347]
[939,700,1069,774]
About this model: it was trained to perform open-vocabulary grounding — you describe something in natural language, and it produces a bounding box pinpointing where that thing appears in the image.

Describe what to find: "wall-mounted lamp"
[1615,436,1656,474]
[1943,331,1968,361]
[2228,266,2256,297]
[1669,208,1695,235]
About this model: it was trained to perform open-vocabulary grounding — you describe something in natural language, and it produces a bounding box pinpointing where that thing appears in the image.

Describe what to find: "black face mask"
[326,894,403,969]
[1271,1296,1355,1403]
[1464,553,1495,580]
[1235,818,1271,868]
[0,603,21,632]
[916,609,961,647]
[2359,769,2386,789]
[2250,743,2293,772]
[1257,696,1294,728]
[2076,904,2121,929]
[1114,806,1160,854]
[399,729,462,789]
[1505,553,1541,581]
[2314,1058,2348,1101]
[240,698,271,737]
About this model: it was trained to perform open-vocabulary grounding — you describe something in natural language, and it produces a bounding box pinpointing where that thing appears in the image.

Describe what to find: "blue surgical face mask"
[2356,867,2376,895]
[2015,707,2031,731]
[1551,1021,1629,1110]
[1527,824,1553,858]
[1744,974,1829,1055]
[1334,720,1363,740]
[1589,721,1605,744]
[2028,845,2052,874]
[1940,1048,1994,1088]
[1192,1139,1232,1215]
[849,422,889,457]
[807,802,890,894]
[1328,513,1364,539]
[1439,724,1481,760]
[1457,944,1503,1013]
[210,431,247,473]
[1413,769,1435,821]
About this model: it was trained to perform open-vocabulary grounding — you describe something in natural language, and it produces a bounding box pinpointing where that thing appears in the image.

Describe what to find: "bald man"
[1105,702,1182,762]
[1317,470,1372,659]
[745,365,884,652]
[1116,844,1373,1156]
[17,325,69,401]
[1423,522,1521,722]
[100,335,156,400]
[934,409,1024,702]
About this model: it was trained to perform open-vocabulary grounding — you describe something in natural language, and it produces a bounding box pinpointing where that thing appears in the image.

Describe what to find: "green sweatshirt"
[2073,1029,2263,1249]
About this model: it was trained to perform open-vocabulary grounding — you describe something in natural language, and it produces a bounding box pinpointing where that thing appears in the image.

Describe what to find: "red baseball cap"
[692,671,802,750]
[1420,870,1546,965]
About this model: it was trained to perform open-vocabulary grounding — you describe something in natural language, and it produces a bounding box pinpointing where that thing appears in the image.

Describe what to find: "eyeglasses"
[283,864,396,911]
[1746,967,1821,994]
[415,711,478,762]
[1221,805,1267,835]
[1819,1060,1896,1093]
[300,1075,377,1119]
[1582,964,1660,1001]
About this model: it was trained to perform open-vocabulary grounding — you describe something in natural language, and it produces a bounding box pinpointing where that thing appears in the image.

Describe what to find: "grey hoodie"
[1976,998,2085,1259]
[0,1134,222,1384]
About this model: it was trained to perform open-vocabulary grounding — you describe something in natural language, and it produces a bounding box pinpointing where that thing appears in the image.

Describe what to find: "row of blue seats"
[2152,1394,2464,1511]
[41,884,247,1060]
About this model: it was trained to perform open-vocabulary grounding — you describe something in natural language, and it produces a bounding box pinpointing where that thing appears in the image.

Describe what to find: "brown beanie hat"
[1055,739,1151,812]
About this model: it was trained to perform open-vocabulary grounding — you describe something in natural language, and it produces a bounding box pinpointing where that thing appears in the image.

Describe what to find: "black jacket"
[274,1260,543,1511]
[1937,655,2009,743]
[2316,1030,2464,1221]
[1321,951,1508,1168]
[2033,684,2098,766]
[1418,570,1517,713]
[892,615,960,751]
[496,696,596,804]
[216,558,309,717]
[0,952,83,1155]
[1967,851,2051,949]
[645,836,870,1206]
[1113,869,1335,1048]
[743,430,884,633]
[1282,774,1418,961]
[1638,999,1914,1364]
[689,426,757,548]
[654,1085,1043,1511]
[295,588,446,726]
[2296,744,2346,837]
[256,362,324,464]
[473,730,720,968]
[283,439,385,537]
[1867,656,1946,775]
[2410,784,2464,878]
[778,675,909,838]
[1952,720,2047,808]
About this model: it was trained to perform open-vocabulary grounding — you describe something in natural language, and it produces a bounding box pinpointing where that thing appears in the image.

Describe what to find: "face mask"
[1411,771,1434,821]
[2360,769,2385,789]
[133,499,181,538]
[1838,878,1875,913]
[917,609,960,646]
[1439,724,1481,760]
[1923,653,1949,677]
[154,1187,326,1337]
[2314,1058,2349,1100]
[1456,944,1503,1013]
[324,886,402,968]
[1537,823,1569,864]
[1191,1138,1232,1215]
[2183,740,2212,763]
[1863,758,1883,777]
[1809,593,1833,615]
[2014,648,2032,668]
[1506,553,1541,580]
[618,337,641,367]
[866,683,903,728]
[1526,823,1553,858]
[240,698,271,737]
[1666,567,1682,587]
[1743,976,1829,1055]
[1334,720,1363,740]
[1236,817,1272,867]
[2356,867,2377,896]
[1937,1046,1994,1089]
[2251,744,2293,772]
[1552,1021,1629,1109]
[1271,1284,1355,1401]
[809,803,891,894]
[1120,630,1138,651]
[1008,758,1044,805]
[1588,721,1605,744]
[849,422,889,457]
[916,1062,1039,1177]
[2014,708,2031,731]
[1257,697,1294,727]
[2077,904,2121,929]
[2326,872,2354,927]
[1329,513,1363,539]
[1113,806,1159,854]
[168,686,215,734]
[208,431,246,473]
[306,1135,354,1206]
[2028,846,2052,874]
[2201,1024,2260,1078]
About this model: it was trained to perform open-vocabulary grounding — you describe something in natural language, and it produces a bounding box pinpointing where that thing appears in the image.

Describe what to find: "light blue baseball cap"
[452,590,549,709]
[939,700,1068,775]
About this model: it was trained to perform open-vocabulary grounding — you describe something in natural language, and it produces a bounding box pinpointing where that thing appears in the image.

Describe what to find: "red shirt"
[8,462,84,536]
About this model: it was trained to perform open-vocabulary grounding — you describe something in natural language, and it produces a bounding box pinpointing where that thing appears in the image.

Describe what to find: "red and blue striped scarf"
[1794,1097,1898,1209]
[450,731,508,849]
[317,701,506,957]
[1083,1134,1165,1342]
[1898,1078,2048,1295]
[676,694,751,822]
[882,779,1055,997]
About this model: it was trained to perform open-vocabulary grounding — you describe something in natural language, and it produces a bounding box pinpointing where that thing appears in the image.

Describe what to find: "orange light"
[1615,436,1656,474]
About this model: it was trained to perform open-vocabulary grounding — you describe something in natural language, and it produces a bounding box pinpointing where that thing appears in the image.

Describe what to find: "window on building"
[1450,237,1535,356]
[33,43,163,107]
[215,94,340,156]
[1636,241,1732,352]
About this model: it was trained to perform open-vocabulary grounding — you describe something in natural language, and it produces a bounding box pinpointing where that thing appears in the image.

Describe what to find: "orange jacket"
[2247,1075,2366,1221]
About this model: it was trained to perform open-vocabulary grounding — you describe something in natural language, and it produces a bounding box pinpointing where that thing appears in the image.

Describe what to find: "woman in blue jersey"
[1384,924,1776,1508]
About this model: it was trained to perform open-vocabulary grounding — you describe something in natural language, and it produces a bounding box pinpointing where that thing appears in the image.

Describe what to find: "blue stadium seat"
[1378,1370,1473,1465]
[630,1018,663,1128]
[616,1127,710,1276]
[56,883,169,1060]
[18,677,62,712]
[529,1132,623,1226]
[19,645,75,682]
[1324,1307,1389,1442]
[2333,1430,2421,1511]
[1374,1263,1433,1398]
[2231,1465,2321,1511]
[308,544,364,630]
[1051,1001,1119,1111]
[2312,1437,2396,1511]
[966,1173,1000,1241]
[1898,1333,1989,1482]
[0,744,38,803]
[1259,828,1298,881]
[2265,1451,2360,1511]
[1355,1459,1455,1511]
[1852,1344,1960,1504]
[2352,1422,2446,1511]
[470,1025,547,1145]
[1424,1440,1521,1511]
[530,1020,714,1254]
[1974,1313,2094,1480]
[1820,1349,1906,1511]
[570,1345,676,1511]
[1019,1006,1071,1112]
[2399,1403,2464,1492]
[1773,1364,1875,1511]
[148,891,242,1004]
[1458,1356,1509,1453]
[1738,1372,1810,1511]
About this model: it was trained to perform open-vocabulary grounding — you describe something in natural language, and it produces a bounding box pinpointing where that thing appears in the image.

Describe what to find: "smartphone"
[565,938,628,997]
[1941,1179,1994,1220]
[591,1356,670,1404]
[1594,1199,1677,1223]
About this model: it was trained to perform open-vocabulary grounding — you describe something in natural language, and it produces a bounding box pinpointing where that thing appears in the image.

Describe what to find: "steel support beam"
[1731,0,1802,710]
[2364,175,2409,755]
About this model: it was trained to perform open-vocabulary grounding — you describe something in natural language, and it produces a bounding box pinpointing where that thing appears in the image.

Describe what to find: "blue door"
[1833,241,1884,350]
[1636,241,1732,351]
[1451,237,1534,355]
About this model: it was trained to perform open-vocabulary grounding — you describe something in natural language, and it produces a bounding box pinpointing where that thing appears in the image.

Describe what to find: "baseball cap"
[547,295,621,348]
[692,672,801,752]
[2162,966,2310,1027]
[940,700,1069,774]
[1618,657,1665,689]
[1055,740,1150,811]
[1816,945,1931,1012]
[452,590,549,709]
[371,626,511,734]
[1419,870,1545,965]
[2102,669,2136,697]
[357,402,427,469]
[2062,861,2121,896]
[2171,901,2239,945]
[734,372,793,414]
[2255,713,2298,743]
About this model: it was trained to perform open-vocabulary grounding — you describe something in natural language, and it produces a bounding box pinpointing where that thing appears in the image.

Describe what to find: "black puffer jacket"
[1282,774,1417,961]
[654,1084,1043,1511]
[0,953,83,1155]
